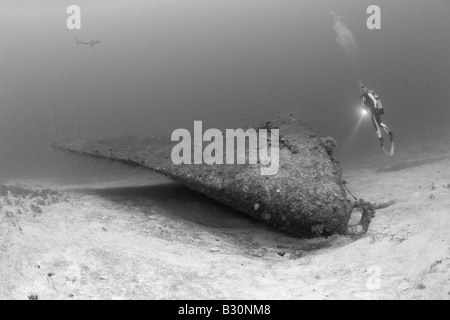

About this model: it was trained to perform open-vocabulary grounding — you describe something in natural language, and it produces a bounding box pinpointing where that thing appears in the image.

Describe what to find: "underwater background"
[0,0,449,179]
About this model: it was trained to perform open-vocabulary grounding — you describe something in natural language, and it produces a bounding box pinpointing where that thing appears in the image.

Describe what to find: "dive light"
[361,107,368,117]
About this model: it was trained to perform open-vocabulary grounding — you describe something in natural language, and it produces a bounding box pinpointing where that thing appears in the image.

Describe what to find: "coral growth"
[0,184,68,217]
[319,136,338,158]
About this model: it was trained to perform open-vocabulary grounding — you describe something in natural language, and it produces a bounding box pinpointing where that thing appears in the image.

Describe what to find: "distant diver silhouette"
[359,81,394,156]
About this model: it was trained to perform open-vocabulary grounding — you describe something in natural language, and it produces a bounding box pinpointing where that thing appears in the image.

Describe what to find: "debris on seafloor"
[0,184,67,217]
[346,200,376,236]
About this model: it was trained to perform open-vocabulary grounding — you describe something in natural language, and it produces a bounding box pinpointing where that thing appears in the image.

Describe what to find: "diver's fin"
[381,139,394,157]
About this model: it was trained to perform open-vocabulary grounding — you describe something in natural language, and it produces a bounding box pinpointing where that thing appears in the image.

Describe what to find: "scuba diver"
[359,81,395,156]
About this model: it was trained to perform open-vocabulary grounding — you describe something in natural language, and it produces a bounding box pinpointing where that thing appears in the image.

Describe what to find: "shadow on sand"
[69,182,358,255]
[74,182,263,229]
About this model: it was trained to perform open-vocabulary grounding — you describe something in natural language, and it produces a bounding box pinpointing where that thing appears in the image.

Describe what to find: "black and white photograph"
[0,0,449,302]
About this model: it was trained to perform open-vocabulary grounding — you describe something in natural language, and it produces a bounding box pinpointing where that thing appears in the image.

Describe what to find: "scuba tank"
[370,90,384,115]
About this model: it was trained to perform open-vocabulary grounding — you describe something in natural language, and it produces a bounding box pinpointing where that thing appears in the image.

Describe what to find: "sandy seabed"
[1,150,449,300]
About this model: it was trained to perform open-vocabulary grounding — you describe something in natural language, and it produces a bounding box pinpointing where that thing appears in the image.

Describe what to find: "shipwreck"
[53,113,362,237]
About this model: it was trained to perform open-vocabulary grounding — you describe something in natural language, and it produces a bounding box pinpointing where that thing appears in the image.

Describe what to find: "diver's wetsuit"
[362,92,393,143]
